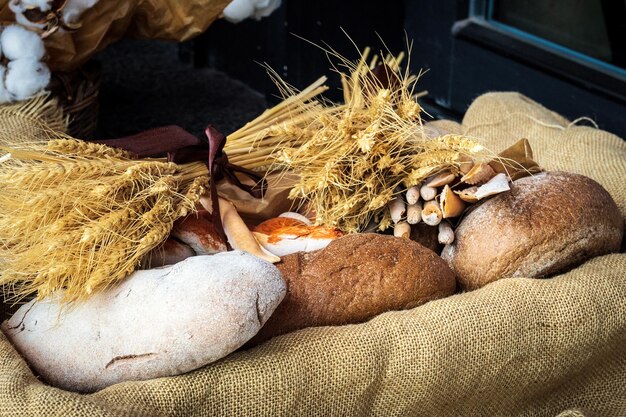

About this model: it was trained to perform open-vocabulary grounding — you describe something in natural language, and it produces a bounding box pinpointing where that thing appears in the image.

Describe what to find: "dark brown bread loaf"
[441,171,624,290]
[248,233,457,345]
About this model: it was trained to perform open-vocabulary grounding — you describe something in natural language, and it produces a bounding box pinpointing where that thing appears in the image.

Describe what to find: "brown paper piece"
[0,0,232,72]
[217,172,300,226]
[489,137,542,180]
[424,121,540,181]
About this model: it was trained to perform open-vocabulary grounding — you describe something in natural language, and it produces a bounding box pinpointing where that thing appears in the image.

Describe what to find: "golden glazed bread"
[253,217,344,256]
[248,233,457,345]
[441,171,624,290]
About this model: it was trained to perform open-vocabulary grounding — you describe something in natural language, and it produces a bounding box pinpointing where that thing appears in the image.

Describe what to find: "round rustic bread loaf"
[248,233,457,346]
[441,171,624,290]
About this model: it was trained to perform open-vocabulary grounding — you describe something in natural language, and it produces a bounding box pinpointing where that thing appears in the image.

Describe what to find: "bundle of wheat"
[0,46,521,302]
[0,80,327,302]
[0,136,209,302]
[258,48,496,233]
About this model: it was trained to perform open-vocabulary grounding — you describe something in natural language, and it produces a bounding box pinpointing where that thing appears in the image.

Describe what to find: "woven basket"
[49,60,101,140]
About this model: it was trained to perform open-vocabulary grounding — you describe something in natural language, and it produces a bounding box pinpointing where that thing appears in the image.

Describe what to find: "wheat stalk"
[0,132,209,301]
[249,50,496,233]
[0,75,329,302]
[0,47,499,302]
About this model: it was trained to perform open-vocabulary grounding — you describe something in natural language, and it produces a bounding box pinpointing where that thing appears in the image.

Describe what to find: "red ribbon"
[93,125,267,249]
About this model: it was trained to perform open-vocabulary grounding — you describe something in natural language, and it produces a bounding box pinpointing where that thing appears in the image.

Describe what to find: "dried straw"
[0,83,330,302]
[0,48,499,301]
[0,134,209,302]
[252,49,495,232]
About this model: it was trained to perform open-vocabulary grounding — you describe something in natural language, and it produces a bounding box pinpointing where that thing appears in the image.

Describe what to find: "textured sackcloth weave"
[0,95,67,143]
[0,92,624,416]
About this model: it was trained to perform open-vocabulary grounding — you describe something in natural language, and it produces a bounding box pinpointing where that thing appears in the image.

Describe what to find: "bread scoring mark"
[6,302,35,332]
[105,353,156,369]
[255,292,263,327]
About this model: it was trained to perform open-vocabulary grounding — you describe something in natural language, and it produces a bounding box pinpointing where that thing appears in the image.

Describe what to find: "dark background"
[96,0,626,139]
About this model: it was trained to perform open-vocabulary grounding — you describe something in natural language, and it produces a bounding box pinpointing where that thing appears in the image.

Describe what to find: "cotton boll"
[5,58,50,101]
[1,25,45,61]
[224,0,282,23]
[252,0,281,20]
[14,0,53,11]
[251,0,271,8]
[12,12,47,30]
[0,66,15,104]
[223,0,255,23]
[8,0,48,29]
[62,0,99,25]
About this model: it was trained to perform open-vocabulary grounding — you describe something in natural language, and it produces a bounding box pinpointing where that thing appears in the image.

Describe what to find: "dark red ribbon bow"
[93,125,267,249]
[199,125,266,249]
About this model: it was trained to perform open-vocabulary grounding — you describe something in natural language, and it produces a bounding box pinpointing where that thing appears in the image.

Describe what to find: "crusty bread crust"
[140,238,195,268]
[253,217,344,256]
[442,171,624,290]
[248,233,457,345]
[171,214,227,255]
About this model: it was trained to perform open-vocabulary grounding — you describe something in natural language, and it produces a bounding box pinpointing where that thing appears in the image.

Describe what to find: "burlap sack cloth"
[0,92,624,416]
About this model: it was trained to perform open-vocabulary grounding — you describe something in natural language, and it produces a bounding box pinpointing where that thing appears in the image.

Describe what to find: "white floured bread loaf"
[1,252,286,393]
[252,217,343,257]
[441,171,624,290]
